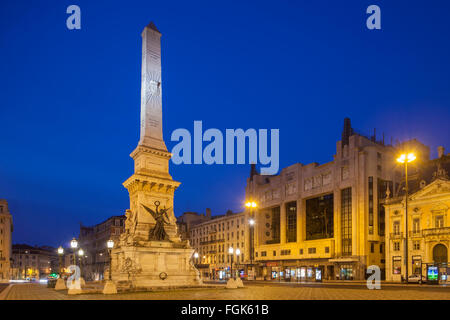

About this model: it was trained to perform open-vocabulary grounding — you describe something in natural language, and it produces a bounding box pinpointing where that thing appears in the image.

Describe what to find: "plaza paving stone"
[3,283,450,300]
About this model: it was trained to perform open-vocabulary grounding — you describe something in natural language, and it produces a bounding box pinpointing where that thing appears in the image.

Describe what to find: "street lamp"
[57,246,64,277]
[70,238,78,265]
[103,240,117,294]
[245,201,257,270]
[106,239,114,281]
[235,248,241,279]
[228,247,234,280]
[193,252,199,264]
[397,152,416,284]
[78,248,84,277]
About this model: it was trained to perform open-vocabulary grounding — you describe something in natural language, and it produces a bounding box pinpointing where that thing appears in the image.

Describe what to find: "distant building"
[0,199,13,281]
[188,210,248,280]
[11,244,58,280]
[385,146,450,282]
[176,209,212,241]
[77,215,126,281]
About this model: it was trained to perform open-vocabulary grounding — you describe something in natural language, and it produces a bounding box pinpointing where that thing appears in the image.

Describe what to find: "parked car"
[408,274,426,283]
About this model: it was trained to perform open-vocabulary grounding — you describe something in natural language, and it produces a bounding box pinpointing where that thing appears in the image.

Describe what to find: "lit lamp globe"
[249,219,255,226]
[57,246,64,255]
[107,239,114,250]
[78,248,84,256]
[193,252,199,259]
[70,238,78,249]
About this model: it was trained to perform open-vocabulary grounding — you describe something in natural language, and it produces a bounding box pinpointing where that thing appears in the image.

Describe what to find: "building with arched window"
[385,148,450,282]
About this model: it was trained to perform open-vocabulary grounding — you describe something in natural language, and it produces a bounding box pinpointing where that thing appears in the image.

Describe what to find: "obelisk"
[139,22,167,151]
[110,22,201,289]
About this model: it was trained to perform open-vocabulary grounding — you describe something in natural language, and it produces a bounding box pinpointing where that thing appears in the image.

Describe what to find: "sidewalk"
[204,279,450,288]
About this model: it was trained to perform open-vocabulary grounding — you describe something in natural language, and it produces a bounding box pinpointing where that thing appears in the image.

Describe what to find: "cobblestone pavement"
[3,283,450,300]
[0,284,8,293]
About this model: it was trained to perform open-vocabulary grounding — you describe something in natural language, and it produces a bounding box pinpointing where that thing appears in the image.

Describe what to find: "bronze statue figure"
[142,201,171,241]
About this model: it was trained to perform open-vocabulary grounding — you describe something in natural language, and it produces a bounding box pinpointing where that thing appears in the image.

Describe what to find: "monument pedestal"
[111,241,201,289]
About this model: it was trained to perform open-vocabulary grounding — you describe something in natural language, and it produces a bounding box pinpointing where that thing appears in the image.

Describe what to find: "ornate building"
[244,119,402,281]
[385,147,450,282]
[189,210,247,279]
[0,199,13,281]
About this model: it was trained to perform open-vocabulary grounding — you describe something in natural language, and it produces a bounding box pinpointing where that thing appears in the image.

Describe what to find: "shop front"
[425,263,449,284]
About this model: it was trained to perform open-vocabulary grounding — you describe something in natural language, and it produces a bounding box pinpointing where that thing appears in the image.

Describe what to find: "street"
[2,282,450,300]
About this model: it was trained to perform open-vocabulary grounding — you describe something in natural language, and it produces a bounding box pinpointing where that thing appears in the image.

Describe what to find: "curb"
[0,284,14,300]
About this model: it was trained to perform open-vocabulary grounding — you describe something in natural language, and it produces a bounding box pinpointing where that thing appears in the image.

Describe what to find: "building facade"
[189,210,247,280]
[385,147,450,282]
[176,209,212,242]
[0,199,13,281]
[78,215,126,281]
[244,119,402,281]
[11,244,58,280]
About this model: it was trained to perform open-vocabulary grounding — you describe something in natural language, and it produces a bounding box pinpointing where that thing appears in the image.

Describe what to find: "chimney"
[438,146,445,158]
[206,208,211,219]
[342,118,352,147]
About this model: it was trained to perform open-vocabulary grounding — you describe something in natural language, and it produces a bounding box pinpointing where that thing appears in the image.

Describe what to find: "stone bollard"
[54,278,67,290]
[226,278,238,289]
[235,278,244,288]
[102,280,118,294]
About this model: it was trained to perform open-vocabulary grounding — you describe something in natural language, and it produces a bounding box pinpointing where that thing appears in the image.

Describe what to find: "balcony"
[423,227,450,237]
[389,232,403,239]
[409,231,422,238]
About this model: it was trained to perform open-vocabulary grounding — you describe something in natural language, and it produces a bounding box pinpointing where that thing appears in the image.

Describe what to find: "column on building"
[280,202,286,245]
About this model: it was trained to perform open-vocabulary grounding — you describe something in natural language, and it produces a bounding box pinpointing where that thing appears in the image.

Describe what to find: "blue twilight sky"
[0,0,449,247]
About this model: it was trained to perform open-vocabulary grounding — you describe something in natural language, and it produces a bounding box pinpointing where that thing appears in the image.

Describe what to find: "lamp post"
[106,239,114,281]
[245,201,257,279]
[78,248,84,278]
[55,246,67,290]
[70,238,78,266]
[397,152,416,284]
[235,248,241,279]
[102,239,117,294]
[193,252,199,265]
[57,246,64,276]
[228,247,234,280]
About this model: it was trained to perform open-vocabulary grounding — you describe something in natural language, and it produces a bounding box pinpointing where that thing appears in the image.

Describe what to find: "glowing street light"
[70,238,78,249]
[57,246,64,278]
[70,238,78,265]
[106,239,114,280]
[396,152,416,284]
[249,219,255,225]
